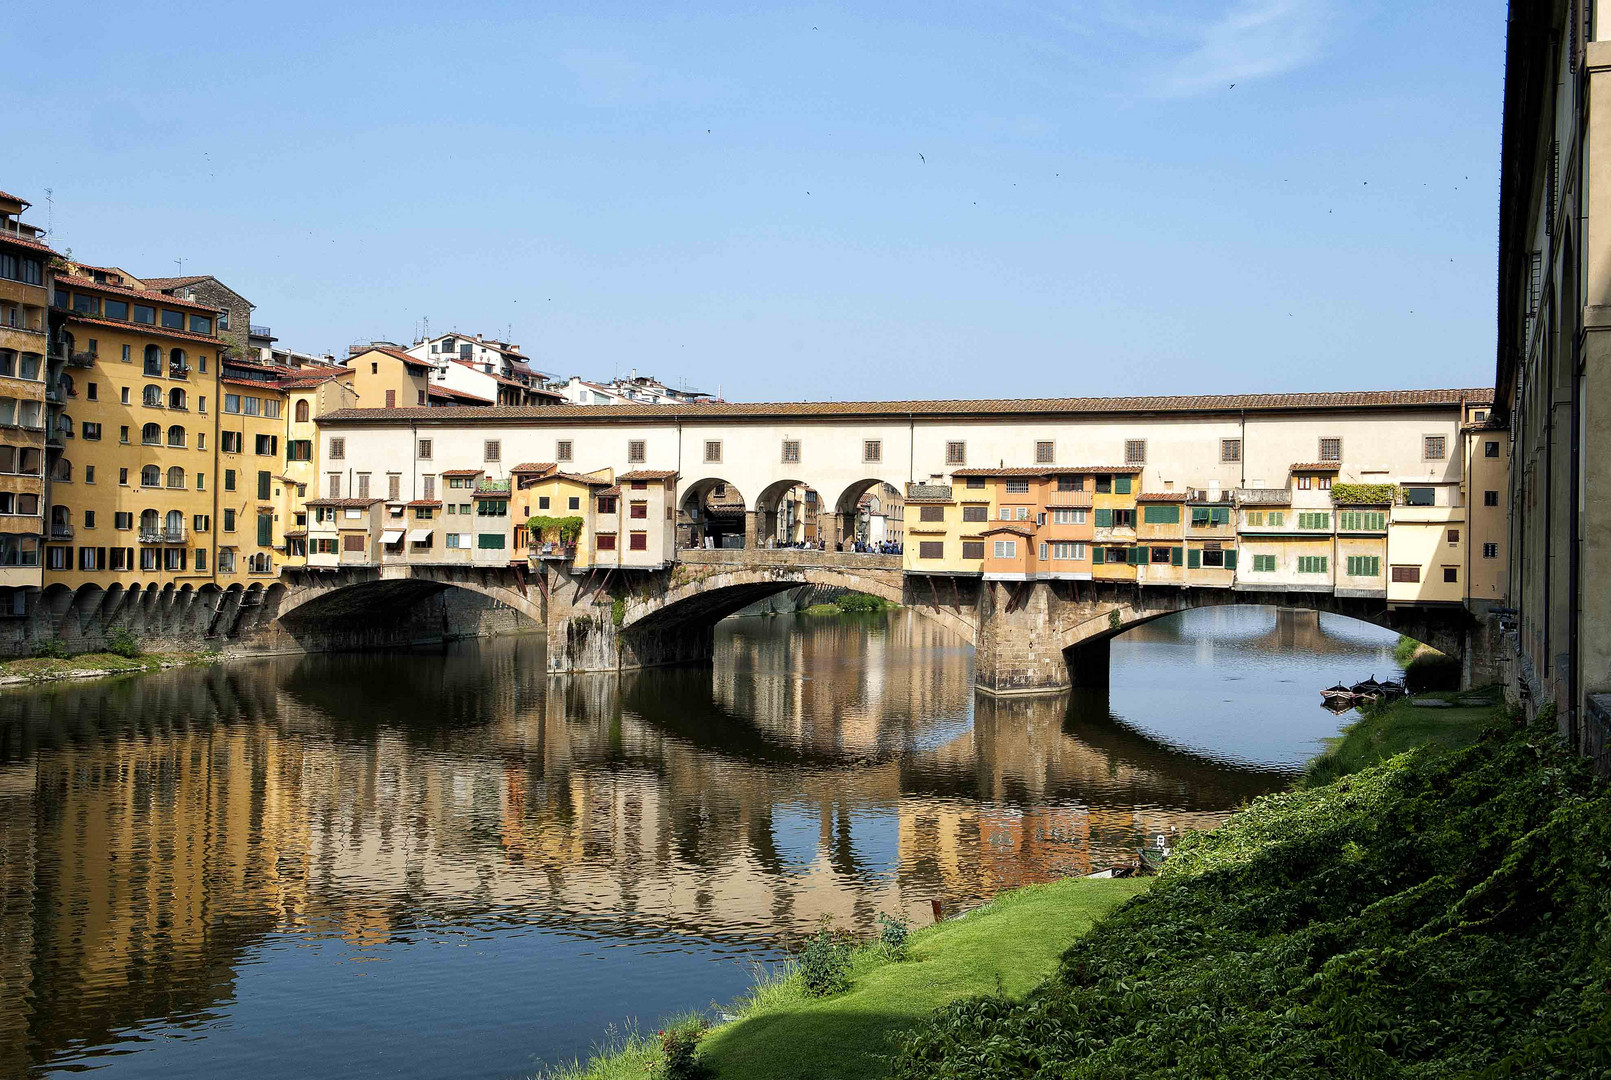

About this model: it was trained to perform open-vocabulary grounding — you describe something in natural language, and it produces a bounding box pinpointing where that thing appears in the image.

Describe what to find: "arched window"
[168,387,186,409]
[142,423,161,445]
[166,466,185,489]
[165,509,183,535]
[50,457,71,482]
[167,425,186,447]
[139,509,159,532]
[295,399,310,423]
[140,465,160,487]
[143,384,162,406]
[59,373,74,397]
[143,344,162,376]
[57,414,73,438]
[169,348,187,376]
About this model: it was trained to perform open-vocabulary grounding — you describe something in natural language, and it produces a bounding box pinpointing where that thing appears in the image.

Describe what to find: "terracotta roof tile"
[510,462,557,474]
[981,525,1035,537]
[1290,462,1343,472]
[304,498,384,508]
[64,313,219,346]
[949,467,1050,477]
[0,230,56,256]
[138,275,209,290]
[53,273,218,312]
[599,485,622,496]
[282,529,307,539]
[439,469,482,477]
[1135,492,1185,502]
[0,189,30,206]
[313,387,1493,426]
[406,500,442,508]
[616,469,679,481]
[428,384,493,405]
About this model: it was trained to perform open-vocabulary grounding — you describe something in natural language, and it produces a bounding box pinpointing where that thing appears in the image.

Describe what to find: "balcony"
[68,350,96,368]
[249,324,273,339]
[49,523,73,539]
[0,313,44,337]
[138,526,187,544]
[531,541,577,561]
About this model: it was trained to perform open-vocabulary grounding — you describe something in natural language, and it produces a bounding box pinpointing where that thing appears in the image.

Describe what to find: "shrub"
[610,595,626,628]
[1329,482,1400,505]
[796,919,855,997]
[31,638,69,660]
[876,912,911,959]
[832,592,888,613]
[654,1018,709,1080]
[104,627,141,658]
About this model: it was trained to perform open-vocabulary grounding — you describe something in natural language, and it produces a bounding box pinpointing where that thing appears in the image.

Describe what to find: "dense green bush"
[877,912,912,959]
[31,638,69,659]
[797,920,855,997]
[104,627,141,658]
[891,719,1611,1078]
[832,592,889,613]
[654,1017,709,1080]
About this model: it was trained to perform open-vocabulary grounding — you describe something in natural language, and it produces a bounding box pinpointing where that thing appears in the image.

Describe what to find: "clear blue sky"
[12,1,1507,401]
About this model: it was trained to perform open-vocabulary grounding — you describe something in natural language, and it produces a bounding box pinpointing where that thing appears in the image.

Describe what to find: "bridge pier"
[974,580,1074,695]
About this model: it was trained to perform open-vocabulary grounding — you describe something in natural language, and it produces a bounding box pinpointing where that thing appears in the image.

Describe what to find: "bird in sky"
[919,153,925,163]
[1229,83,1236,89]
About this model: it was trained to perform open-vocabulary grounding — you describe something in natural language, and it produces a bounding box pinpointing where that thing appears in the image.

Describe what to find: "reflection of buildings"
[0,627,1279,1074]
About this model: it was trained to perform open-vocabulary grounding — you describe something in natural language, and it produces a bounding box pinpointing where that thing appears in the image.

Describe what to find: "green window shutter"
[1091,546,1104,565]
[1128,546,1144,565]
[257,470,271,500]
[256,514,271,546]
[1171,546,1183,566]
[1224,549,1238,570]
[1269,512,1284,526]
[1187,548,1201,569]
[1094,508,1112,528]
[1215,508,1230,525]
[1164,505,1179,524]
[1114,476,1132,495]
[1143,505,1179,524]
[477,533,506,550]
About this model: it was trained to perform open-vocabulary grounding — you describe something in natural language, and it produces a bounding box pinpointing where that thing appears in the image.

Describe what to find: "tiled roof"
[282,529,307,539]
[314,387,1495,425]
[279,373,347,388]
[547,470,615,486]
[406,500,442,508]
[439,469,482,477]
[1290,462,1342,472]
[138,275,209,290]
[616,469,679,481]
[63,314,219,346]
[1135,492,1184,502]
[981,525,1034,537]
[304,498,384,508]
[351,344,434,371]
[599,485,622,496]
[53,273,217,312]
[0,189,29,206]
[510,462,557,474]
[0,230,56,256]
[428,384,493,405]
[950,467,1051,477]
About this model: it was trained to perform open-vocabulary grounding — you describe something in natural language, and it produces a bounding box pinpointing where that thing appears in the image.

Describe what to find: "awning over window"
[407,529,432,543]
[381,529,404,543]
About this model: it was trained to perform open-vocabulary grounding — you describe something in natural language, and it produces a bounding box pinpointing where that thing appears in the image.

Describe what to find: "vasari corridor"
[3,2,1610,1077]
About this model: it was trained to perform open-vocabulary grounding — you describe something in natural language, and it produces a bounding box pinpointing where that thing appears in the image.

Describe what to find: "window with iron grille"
[945,441,965,465]
[1483,542,1498,559]
[484,440,500,462]
[328,437,344,459]
[863,440,881,463]
[1423,435,1446,461]
[628,440,645,463]
[1221,438,1241,463]
[1484,490,1499,506]
[704,440,722,463]
[1124,439,1146,464]
[781,439,800,464]
[418,439,432,459]
[1318,437,1341,462]
[556,440,572,461]
[1005,479,1030,493]
[1035,441,1054,464]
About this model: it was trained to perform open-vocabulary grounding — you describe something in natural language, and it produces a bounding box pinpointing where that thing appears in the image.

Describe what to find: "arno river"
[0,606,1399,1079]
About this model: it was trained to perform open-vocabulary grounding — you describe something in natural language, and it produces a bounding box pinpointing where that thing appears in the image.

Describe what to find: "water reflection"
[0,604,1393,1079]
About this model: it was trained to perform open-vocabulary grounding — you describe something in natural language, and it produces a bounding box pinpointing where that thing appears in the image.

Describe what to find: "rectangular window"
[1221,438,1241,463]
[1424,435,1446,461]
[1483,542,1498,559]
[1049,541,1085,560]
[1298,511,1330,530]
[132,303,155,324]
[630,501,648,519]
[484,439,500,462]
[945,441,966,465]
[629,532,647,551]
[1251,553,1277,572]
[223,509,237,532]
[1338,510,1387,531]
[1142,505,1180,524]
[326,473,340,498]
[188,313,212,335]
[781,439,800,464]
[919,540,944,559]
[863,440,882,463]
[1404,486,1435,506]
[1057,476,1084,492]
[1113,476,1132,495]
[1297,555,1328,573]
[960,504,988,522]
[965,477,985,489]
[595,533,616,551]
[1319,437,1341,462]
[422,475,435,499]
[999,507,1013,521]
[1005,479,1030,494]
[960,540,984,560]
[1443,565,1459,583]
[1296,476,1312,490]
[556,440,572,462]
[628,439,645,463]
[1447,528,1460,545]
[1391,565,1420,583]
[1124,439,1146,464]
[1150,546,1172,564]
[258,471,271,500]
[418,439,433,459]
[257,514,273,547]
[1484,490,1498,507]
[598,495,617,514]
[328,438,345,460]
[344,534,368,552]
[992,540,1017,559]
[224,394,242,414]
[357,473,370,498]
[1035,441,1054,464]
[1485,440,1500,458]
[1051,508,1084,525]
[703,440,721,463]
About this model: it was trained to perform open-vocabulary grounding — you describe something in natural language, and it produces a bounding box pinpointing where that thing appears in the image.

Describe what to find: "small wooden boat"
[1350,676,1385,703]
[1378,680,1407,698]
[1321,683,1353,704]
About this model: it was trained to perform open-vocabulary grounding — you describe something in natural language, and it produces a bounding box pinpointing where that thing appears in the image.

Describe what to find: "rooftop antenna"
[175,257,184,275]
[44,188,53,241]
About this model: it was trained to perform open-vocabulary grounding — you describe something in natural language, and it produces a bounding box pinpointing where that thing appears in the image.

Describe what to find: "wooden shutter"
[1223,549,1237,570]
[1187,548,1201,569]
[256,514,272,546]
[257,471,270,499]
[1114,476,1132,495]
[1127,546,1143,565]
[1171,546,1183,566]
[1094,508,1112,527]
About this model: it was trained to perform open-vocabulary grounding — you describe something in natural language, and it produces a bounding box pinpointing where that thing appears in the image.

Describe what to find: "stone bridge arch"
[261,568,545,652]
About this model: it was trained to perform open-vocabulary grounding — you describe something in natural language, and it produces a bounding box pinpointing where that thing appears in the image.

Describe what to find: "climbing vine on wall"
[527,515,584,543]
[1329,483,1400,506]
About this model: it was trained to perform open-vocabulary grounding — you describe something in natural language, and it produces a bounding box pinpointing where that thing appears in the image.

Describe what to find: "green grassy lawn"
[0,650,218,681]
[1303,687,1506,786]
[545,877,1149,1080]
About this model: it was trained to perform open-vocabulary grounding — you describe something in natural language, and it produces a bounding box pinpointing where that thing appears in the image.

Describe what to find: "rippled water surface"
[0,606,1397,1078]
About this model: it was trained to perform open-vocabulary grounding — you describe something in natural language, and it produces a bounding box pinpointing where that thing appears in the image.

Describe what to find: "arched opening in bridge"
[678,478,747,550]
[274,577,542,651]
[832,478,906,552]
[752,479,822,548]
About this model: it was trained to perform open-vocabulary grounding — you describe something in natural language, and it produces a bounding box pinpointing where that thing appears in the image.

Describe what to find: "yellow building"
[217,359,291,581]
[1462,403,1508,604]
[342,345,489,409]
[519,468,614,567]
[45,264,223,587]
[0,189,51,597]
[279,371,355,566]
[903,479,990,576]
[1090,467,1140,580]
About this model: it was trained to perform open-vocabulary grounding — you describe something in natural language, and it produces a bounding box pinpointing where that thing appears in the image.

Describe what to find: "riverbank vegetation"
[802,592,895,616]
[892,711,1611,1078]
[541,878,1149,1080]
[0,636,220,684]
[1302,688,1500,786]
[1394,634,1462,691]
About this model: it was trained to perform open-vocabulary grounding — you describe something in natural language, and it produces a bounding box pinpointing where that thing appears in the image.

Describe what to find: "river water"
[0,605,1398,1079]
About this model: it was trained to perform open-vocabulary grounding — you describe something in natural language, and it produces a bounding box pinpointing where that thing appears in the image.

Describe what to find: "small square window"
[863,440,881,463]
[1424,435,1446,461]
[781,439,800,464]
[1485,440,1500,458]
[1484,490,1499,506]
[418,439,433,459]
[484,439,500,462]
[328,438,345,460]
[1482,542,1499,559]
[1035,441,1054,464]
[1318,437,1341,462]
[1443,566,1458,583]
[704,440,722,463]
[1124,439,1146,464]
[628,440,645,463]
[945,441,966,465]
[557,440,573,462]
[1220,438,1241,463]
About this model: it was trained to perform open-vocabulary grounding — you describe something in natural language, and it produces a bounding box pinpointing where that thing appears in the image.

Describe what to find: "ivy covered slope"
[891,719,1611,1079]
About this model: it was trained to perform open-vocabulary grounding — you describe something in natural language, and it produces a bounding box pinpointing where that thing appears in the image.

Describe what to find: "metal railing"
[49,523,73,539]
[138,527,186,544]
[249,325,272,338]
